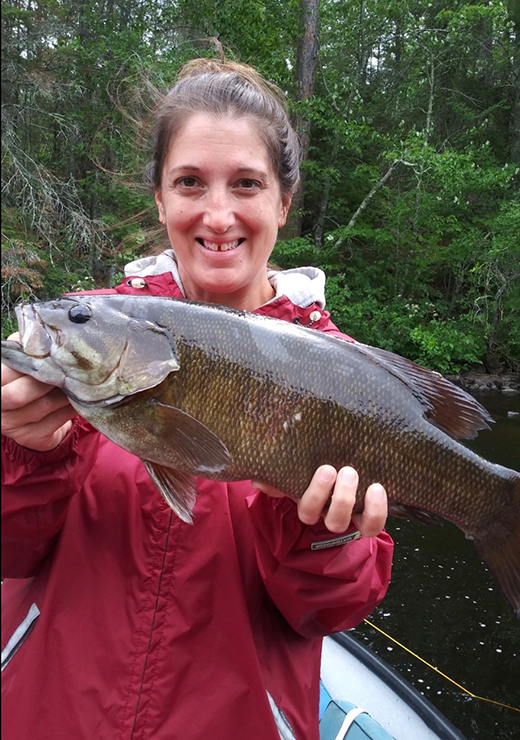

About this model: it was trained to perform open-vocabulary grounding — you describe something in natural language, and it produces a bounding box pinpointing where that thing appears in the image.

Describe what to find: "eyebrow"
[235,167,269,179]
[166,165,270,180]
[164,165,200,177]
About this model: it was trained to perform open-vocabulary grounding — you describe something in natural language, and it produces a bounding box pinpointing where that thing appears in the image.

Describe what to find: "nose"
[202,187,236,233]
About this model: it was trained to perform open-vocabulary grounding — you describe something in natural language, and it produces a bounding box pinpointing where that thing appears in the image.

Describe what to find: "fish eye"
[68,304,92,324]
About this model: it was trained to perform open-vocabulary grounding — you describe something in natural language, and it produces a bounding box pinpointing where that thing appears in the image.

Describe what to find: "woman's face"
[154,112,292,310]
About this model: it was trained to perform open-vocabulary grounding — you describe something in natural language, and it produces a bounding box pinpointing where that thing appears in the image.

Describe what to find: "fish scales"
[1,294,519,617]
[120,309,513,531]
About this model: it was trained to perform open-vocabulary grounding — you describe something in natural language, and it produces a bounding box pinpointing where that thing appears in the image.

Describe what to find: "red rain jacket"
[1,272,393,740]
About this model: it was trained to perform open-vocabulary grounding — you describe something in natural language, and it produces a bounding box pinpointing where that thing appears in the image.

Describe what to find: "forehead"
[168,112,272,168]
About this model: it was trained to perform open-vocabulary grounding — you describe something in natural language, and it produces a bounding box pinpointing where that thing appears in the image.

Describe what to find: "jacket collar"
[124,249,327,310]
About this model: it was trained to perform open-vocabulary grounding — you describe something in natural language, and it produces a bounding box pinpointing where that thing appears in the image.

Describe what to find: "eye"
[177,177,198,188]
[237,179,259,190]
[68,304,92,324]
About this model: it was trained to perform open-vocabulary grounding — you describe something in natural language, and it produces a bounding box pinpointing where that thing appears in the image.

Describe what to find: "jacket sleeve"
[1,418,100,578]
[246,491,393,638]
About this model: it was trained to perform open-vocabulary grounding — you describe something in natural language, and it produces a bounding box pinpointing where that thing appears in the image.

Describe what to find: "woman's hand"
[1,335,76,451]
[252,465,388,537]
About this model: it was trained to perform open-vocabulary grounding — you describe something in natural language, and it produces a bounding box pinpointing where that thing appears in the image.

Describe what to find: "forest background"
[2,0,519,376]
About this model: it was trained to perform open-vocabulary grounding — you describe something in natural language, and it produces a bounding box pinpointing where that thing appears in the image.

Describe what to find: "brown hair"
[148,58,300,204]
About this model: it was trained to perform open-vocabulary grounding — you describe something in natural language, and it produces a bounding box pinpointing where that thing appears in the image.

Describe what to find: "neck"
[180,273,276,312]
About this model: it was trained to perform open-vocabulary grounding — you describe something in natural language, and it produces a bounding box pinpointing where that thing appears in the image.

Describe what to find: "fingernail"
[339,467,357,484]
[319,467,335,484]
[369,483,386,501]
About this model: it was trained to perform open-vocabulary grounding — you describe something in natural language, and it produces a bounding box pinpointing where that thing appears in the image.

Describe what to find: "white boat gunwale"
[322,632,467,740]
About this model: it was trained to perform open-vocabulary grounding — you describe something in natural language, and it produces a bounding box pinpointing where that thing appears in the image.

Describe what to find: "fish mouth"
[196,238,245,252]
[16,305,53,357]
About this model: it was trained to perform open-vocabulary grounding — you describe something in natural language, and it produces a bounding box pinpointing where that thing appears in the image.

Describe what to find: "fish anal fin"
[389,503,443,527]
[147,398,231,474]
[143,461,197,524]
[354,343,493,440]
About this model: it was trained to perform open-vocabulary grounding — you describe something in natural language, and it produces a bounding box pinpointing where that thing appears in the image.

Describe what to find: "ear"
[154,189,167,226]
[278,193,294,228]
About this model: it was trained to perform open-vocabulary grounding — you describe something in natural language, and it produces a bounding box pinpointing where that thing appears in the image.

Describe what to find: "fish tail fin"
[474,476,520,619]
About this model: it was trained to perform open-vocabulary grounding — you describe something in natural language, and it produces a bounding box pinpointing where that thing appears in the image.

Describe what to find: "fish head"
[3,296,180,405]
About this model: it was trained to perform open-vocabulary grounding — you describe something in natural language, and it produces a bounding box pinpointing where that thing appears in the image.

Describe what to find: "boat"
[319,631,466,740]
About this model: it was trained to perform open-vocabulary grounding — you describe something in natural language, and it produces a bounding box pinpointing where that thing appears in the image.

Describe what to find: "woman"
[1,59,393,740]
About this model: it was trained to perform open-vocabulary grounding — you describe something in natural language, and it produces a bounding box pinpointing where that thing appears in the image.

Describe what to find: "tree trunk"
[508,0,520,162]
[286,0,319,238]
[313,140,335,249]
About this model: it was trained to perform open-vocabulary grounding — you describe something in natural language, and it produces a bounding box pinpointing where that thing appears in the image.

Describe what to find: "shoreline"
[446,371,520,394]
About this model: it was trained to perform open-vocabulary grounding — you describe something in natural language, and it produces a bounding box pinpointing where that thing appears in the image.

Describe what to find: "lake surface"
[352,391,520,740]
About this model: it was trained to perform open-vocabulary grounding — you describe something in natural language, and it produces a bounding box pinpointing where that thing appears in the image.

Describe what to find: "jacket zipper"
[1,602,40,672]
[130,511,173,737]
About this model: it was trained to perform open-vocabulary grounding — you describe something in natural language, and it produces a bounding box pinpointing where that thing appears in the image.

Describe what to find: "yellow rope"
[363,618,520,714]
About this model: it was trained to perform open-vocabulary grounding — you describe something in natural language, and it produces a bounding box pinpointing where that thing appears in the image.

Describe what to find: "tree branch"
[334,157,404,248]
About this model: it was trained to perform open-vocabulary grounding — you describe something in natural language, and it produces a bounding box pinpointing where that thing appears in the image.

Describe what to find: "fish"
[2,294,520,617]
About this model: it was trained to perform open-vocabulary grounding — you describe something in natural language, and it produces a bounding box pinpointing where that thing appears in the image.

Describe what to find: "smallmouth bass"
[2,294,519,617]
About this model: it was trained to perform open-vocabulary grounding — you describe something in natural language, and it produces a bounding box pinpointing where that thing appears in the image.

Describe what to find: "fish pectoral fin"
[388,503,443,527]
[142,461,197,524]
[147,398,231,473]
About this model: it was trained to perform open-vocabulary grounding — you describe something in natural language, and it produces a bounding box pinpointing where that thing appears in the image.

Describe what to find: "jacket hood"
[124,249,327,309]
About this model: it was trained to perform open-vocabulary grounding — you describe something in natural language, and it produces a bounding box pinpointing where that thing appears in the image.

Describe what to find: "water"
[352,391,520,740]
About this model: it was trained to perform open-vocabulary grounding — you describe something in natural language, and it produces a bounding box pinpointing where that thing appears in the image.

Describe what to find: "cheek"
[165,205,195,233]
[245,203,279,233]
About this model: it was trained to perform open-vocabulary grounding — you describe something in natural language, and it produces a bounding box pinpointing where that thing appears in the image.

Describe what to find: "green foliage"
[271,237,322,270]
[1,0,518,373]
[325,288,486,373]
[409,320,484,374]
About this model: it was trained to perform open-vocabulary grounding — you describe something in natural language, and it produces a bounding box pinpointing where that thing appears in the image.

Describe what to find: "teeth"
[200,239,242,252]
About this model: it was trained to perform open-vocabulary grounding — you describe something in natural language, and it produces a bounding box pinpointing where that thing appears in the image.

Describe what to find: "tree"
[285,0,320,237]
[2,0,518,372]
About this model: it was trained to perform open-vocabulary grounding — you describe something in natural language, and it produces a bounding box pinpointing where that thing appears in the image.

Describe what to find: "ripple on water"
[354,393,520,740]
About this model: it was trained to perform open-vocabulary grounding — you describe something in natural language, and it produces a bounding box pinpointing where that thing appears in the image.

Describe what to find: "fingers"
[353,483,388,538]
[321,467,359,533]
[7,410,75,452]
[1,364,75,451]
[308,467,388,536]
[252,464,388,537]
[2,370,61,410]
[1,361,25,387]
[250,480,286,498]
[298,465,359,533]
[2,385,73,430]
[297,466,340,526]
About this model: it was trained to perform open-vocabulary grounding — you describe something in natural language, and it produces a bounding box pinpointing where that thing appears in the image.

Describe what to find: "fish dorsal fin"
[353,343,493,439]
[142,462,197,524]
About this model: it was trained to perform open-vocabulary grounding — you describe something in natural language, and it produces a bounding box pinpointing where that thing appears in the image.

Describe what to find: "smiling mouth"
[197,238,245,252]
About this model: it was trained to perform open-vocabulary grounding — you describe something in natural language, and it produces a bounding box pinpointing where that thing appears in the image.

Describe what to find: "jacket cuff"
[245,489,362,556]
[1,417,90,470]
